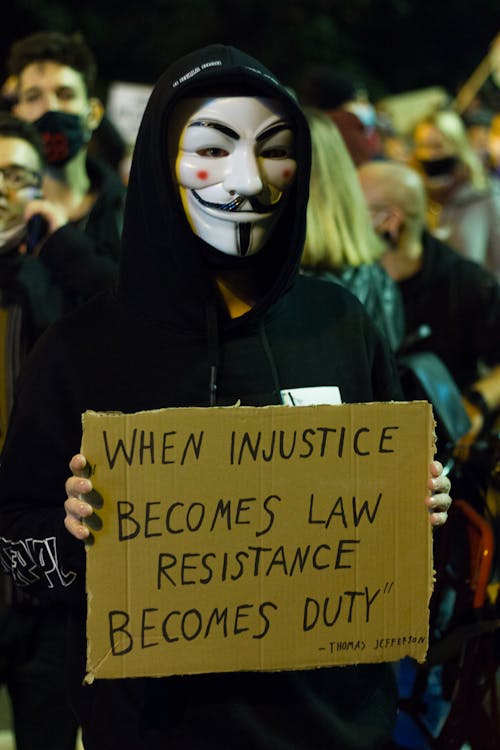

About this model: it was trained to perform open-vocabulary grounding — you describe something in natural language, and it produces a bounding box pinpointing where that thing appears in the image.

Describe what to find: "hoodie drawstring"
[259,321,283,403]
[207,300,219,406]
[207,311,282,406]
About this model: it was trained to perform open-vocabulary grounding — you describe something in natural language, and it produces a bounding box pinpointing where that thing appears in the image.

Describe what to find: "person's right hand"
[64,453,102,541]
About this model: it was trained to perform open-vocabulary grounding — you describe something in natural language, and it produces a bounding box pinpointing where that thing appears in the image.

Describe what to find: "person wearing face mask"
[6,30,126,307]
[0,46,451,750]
[412,108,500,283]
[358,157,500,750]
[358,159,500,468]
[0,112,80,750]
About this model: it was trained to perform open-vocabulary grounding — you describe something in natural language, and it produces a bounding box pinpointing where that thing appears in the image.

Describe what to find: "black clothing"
[0,607,77,750]
[0,158,123,749]
[39,156,124,306]
[301,263,405,351]
[0,154,124,413]
[397,231,500,390]
[0,246,64,450]
[0,249,64,342]
[0,44,403,750]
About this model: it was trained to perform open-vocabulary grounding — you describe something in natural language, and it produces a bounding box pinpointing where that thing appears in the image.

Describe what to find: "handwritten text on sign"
[82,402,434,680]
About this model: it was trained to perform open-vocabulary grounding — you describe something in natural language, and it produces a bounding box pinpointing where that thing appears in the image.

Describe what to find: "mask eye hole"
[260,146,291,159]
[195,147,229,158]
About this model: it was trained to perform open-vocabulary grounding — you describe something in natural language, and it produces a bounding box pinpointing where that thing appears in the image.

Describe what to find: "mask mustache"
[192,190,281,214]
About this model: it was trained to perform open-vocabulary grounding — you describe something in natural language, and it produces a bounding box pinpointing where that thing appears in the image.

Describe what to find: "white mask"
[174,96,296,256]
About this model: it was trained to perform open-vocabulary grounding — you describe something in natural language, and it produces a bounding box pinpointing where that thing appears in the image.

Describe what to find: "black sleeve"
[0,328,86,607]
[39,224,119,301]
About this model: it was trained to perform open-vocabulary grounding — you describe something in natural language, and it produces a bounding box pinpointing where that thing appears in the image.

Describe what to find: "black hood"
[117,44,311,335]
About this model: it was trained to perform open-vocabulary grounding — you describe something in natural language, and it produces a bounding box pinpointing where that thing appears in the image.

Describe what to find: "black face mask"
[418,155,457,178]
[34,110,87,166]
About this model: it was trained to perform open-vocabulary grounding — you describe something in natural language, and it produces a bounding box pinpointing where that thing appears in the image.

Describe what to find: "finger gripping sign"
[82,401,435,681]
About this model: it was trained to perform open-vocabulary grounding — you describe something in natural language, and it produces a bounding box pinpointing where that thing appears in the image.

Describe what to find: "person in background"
[0,113,78,749]
[6,30,125,306]
[358,159,500,464]
[301,107,404,351]
[0,44,451,750]
[296,64,382,165]
[0,113,61,436]
[411,108,500,283]
[358,156,500,750]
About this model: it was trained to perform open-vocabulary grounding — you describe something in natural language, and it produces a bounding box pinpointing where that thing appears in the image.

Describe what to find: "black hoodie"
[0,45,401,749]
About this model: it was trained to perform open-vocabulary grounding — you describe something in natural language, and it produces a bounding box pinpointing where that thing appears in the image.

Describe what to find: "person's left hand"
[425,460,452,527]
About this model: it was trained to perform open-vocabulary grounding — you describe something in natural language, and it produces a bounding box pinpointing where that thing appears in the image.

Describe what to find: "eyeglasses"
[0,165,42,190]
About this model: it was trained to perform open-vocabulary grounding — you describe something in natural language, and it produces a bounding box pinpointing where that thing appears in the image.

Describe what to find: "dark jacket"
[0,247,64,344]
[0,247,64,449]
[398,231,500,390]
[0,158,125,452]
[39,156,125,306]
[0,45,402,750]
[301,262,405,351]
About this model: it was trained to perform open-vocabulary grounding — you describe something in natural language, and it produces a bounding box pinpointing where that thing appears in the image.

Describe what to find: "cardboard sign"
[82,402,435,681]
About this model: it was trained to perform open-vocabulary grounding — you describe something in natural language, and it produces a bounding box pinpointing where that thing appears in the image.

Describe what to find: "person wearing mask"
[0,112,79,749]
[6,30,125,306]
[358,157,500,750]
[0,45,451,750]
[358,159,500,462]
[301,107,405,352]
[411,108,500,283]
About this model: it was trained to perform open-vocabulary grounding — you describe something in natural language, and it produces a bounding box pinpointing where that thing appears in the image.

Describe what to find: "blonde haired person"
[412,108,500,282]
[301,107,404,350]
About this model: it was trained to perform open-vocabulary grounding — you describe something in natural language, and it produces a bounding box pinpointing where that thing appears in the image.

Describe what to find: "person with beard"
[6,30,125,307]
[411,108,500,283]
[0,46,451,750]
[0,112,80,749]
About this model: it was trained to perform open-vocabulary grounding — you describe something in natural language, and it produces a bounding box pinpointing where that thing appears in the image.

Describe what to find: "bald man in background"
[358,160,500,462]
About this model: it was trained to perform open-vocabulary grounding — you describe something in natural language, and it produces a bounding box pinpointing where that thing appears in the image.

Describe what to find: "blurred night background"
[3,0,500,109]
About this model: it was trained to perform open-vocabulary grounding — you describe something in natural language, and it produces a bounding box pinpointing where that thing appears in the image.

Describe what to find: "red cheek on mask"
[197,170,209,181]
[282,168,292,180]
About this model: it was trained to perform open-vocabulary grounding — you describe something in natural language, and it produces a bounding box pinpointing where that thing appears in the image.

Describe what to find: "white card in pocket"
[280,386,341,406]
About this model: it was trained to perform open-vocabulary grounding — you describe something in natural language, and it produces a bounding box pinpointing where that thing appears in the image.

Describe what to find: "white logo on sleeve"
[0,536,77,589]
